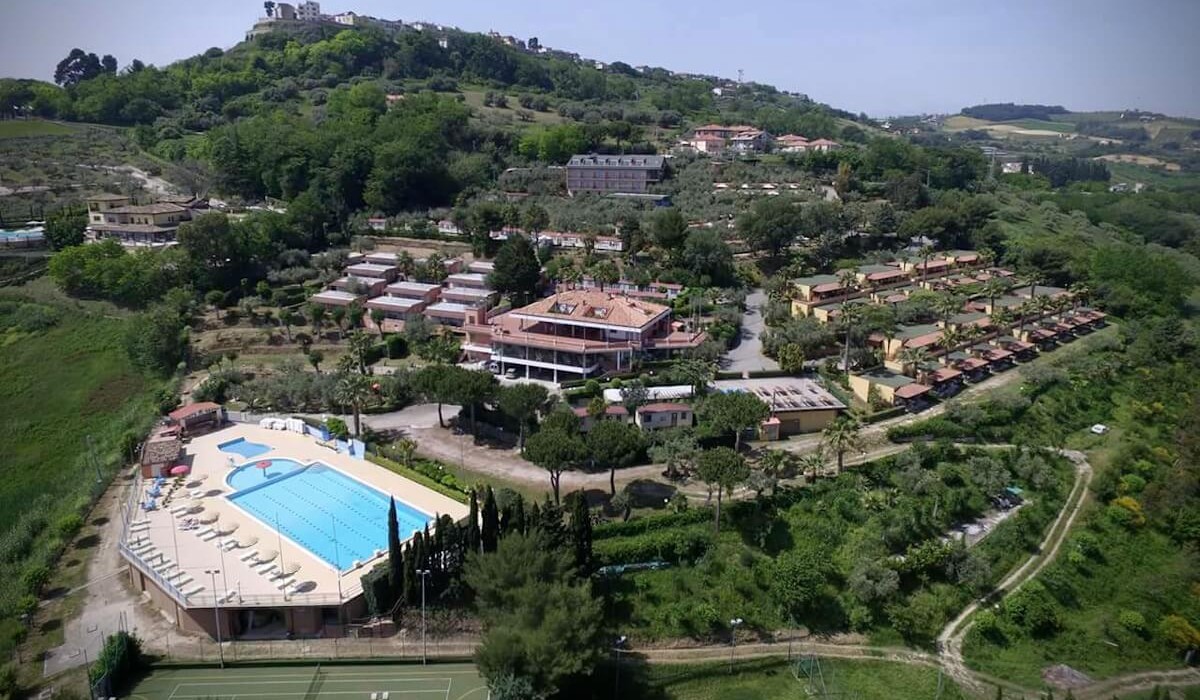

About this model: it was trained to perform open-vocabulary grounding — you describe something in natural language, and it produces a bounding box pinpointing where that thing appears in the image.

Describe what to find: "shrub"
[55,513,84,539]
[20,565,50,594]
[1117,610,1146,635]
[0,664,15,697]
[89,631,143,691]
[361,563,395,616]
[593,525,713,566]
[1158,614,1200,651]
[593,509,711,539]
[385,334,408,359]
[325,417,350,440]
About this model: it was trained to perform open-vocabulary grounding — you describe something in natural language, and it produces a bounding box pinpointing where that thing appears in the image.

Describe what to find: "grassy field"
[1007,118,1075,133]
[0,278,165,654]
[636,657,966,700]
[129,663,487,700]
[0,119,78,138]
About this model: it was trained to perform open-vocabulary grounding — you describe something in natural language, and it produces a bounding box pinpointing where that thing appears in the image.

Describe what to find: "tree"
[525,428,587,504]
[466,490,481,555]
[737,196,802,258]
[387,498,403,592]
[451,367,498,438]
[670,359,715,397]
[821,416,862,474]
[347,330,374,374]
[481,486,500,554]
[124,304,188,376]
[306,349,324,373]
[648,428,699,480]
[757,450,796,493]
[415,364,455,427]
[777,343,806,374]
[465,532,604,699]
[772,547,829,621]
[649,208,688,260]
[369,307,386,334]
[586,419,644,495]
[489,236,541,306]
[567,492,593,573]
[43,206,87,250]
[521,205,549,238]
[497,383,550,451]
[681,229,734,286]
[698,391,770,451]
[335,371,372,436]
[696,447,749,534]
[798,452,826,482]
[306,303,327,337]
[837,302,864,376]
[54,48,105,87]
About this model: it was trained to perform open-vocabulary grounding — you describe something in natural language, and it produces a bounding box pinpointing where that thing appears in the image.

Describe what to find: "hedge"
[366,453,470,504]
[89,631,142,693]
[593,525,714,566]
[361,562,395,617]
[862,406,907,424]
[593,508,712,540]
[887,417,970,442]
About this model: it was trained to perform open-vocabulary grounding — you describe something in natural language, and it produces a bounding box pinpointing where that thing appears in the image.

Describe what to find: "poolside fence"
[137,626,480,664]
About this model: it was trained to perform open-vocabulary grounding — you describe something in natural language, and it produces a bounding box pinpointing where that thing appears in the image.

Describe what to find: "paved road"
[723,288,780,375]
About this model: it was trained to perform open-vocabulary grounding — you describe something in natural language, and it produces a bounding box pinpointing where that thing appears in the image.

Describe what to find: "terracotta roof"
[169,402,221,421]
[894,384,932,399]
[952,357,989,371]
[927,367,963,383]
[638,402,691,414]
[513,290,669,330]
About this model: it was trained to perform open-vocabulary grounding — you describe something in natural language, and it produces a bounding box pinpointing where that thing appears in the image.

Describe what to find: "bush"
[20,565,50,594]
[593,525,713,566]
[89,631,143,692]
[55,513,84,539]
[361,563,395,616]
[325,417,350,440]
[1117,610,1146,635]
[0,663,15,697]
[593,508,712,539]
[385,334,408,359]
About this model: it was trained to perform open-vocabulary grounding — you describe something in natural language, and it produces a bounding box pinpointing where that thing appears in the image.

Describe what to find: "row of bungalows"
[307,251,499,333]
[490,227,626,253]
[851,306,1107,411]
[791,251,988,319]
[573,402,696,433]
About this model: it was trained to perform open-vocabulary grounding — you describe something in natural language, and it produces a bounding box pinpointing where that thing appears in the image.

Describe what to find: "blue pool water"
[218,437,273,459]
[226,460,431,571]
[0,226,44,240]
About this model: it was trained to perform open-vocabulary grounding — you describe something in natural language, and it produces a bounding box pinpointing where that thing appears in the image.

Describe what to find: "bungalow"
[855,264,908,289]
[467,260,496,275]
[729,129,773,154]
[445,272,490,290]
[309,290,363,309]
[424,301,472,327]
[440,286,497,308]
[365,296,428,331]
[344,262,399,282]
[330,276,388,297]
[994,336,1038,361]
[881,324,943,363]
[364,251,400,266]
[634,403,693,431]
[970,344,1016,372]
[849,369,931,411]
[919,365,964,398]
[806,138,842,152]
[167,402,224,436]
[573,404,630,433]
[775,134,811,153]
[383,281,442,304]
[944,351,990,383]
[140,426,182,478]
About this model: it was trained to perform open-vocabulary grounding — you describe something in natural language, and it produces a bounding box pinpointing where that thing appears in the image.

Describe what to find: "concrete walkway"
[723,288,779,375]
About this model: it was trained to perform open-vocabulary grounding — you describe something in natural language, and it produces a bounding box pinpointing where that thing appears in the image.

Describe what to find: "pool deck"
[123,423,467,608]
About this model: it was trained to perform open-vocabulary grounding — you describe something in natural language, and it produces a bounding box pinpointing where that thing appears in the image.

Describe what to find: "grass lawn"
[1007,118,1075,133]
[128,662,487,699]
[635,657,966,700]
[0,119,77,138]
[459,88,565,126]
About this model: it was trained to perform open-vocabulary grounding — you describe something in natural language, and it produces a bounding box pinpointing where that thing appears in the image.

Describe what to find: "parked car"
[1090,423,1109,435]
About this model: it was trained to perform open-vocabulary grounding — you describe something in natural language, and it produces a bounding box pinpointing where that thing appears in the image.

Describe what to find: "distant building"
[295,0,321,21]
[85,194,201,248]
[566,154,665,195]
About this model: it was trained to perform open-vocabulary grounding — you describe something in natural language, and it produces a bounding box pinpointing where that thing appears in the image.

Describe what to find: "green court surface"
[129,663,488,700]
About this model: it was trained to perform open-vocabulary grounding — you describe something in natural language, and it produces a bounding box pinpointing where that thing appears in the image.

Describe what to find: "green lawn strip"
[0,120,77,138]
[629,657,966,700]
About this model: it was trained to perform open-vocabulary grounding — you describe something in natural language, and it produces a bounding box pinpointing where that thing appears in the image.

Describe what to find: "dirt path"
[937,449,1094,697]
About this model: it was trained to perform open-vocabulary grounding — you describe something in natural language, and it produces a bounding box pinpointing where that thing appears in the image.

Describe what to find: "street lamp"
[205,569,225,668]
[417,569,431,665]
[728,618,743,673]
[611,635,628,700]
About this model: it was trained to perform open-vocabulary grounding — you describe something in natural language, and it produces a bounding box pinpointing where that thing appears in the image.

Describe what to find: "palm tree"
[837,302,864,376]
[798,452,826,483]
[1068,282,1091,309]
[335,372,373,437]
[978,247,996,269]
[821,417,863,474]
[939,326,965,355]
[307,303,327,337]
[934,292,964,325]
[837,268,859,298]
[918,245,936,284]
[757,450,796,494]
[898,346,932,375]
[990,308,1015,338]
[960,324,985,348]
[982,278,1011,314]
[369,308,386,335]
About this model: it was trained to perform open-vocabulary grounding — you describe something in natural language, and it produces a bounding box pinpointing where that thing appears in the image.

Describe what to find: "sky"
[2,0,1198,117]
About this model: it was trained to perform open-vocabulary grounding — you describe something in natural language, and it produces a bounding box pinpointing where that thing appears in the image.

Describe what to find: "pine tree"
[387,498,402,592]
[466,489,481,555]
[568,491,593,573]
[481,486,500,553]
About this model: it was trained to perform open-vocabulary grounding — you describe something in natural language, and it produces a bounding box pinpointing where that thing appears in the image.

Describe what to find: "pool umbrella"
[169,464,190,476]
[282,562,301,577]
[236,535,258,549]
[199,512,219,524]
[184,499,203,514]
[256,549,278,564]
[255,460,273,479]
[219,521,240,536]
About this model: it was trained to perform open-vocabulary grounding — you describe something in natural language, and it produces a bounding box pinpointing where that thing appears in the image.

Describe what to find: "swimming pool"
[218,437,273,460]
[0,226,44,239]
[226,460,431,572]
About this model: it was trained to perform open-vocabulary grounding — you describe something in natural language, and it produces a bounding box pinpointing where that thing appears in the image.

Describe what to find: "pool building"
[119,424,467,640]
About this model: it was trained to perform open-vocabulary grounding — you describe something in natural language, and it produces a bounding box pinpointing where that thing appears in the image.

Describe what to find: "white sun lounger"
[240,550,260,562]
[194,527,213,538]
[220,590,238,603]
[130,521,150,531]
[201,531,220,542]
[183,584,205,597]
[256,563,276,576]
[275,576,294,590]
[287,580,304,595]
[170,505,188,515]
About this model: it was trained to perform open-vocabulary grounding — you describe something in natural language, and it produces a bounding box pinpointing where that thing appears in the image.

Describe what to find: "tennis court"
[129,662,488,700]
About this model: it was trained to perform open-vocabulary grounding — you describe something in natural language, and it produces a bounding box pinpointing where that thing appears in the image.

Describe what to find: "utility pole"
[417,569,431,664]
[728,618,743,673]
[205,569,224,668]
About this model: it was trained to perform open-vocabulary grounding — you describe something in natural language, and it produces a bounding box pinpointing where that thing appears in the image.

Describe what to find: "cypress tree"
[387,498,402,593]
[465,489,481,554]
[512,493,526,535]
[481,486,500,553]
[528,501,541,532]
[539,495,567,551]
[401,541,417,605]
[568,491,593,574]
